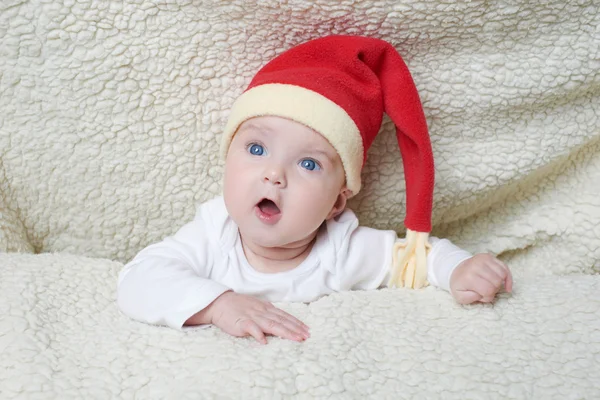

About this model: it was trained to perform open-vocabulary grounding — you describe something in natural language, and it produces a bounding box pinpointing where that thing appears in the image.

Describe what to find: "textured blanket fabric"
[2,253,600,399]
[1,0,598,272]
[1,0,599,398]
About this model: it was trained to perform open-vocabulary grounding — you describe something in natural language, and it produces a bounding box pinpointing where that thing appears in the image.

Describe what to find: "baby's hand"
[449,254,513,305]
[206,291,310,344]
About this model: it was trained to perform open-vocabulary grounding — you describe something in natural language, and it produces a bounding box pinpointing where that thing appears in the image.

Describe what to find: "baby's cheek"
[223,173,246,208]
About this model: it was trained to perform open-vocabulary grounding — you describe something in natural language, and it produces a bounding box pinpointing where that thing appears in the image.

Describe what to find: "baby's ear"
[326,188,352,220]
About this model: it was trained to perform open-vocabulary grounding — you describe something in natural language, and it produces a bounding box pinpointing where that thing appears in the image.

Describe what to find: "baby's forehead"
[238,117,338,153]
[238,116,312,135]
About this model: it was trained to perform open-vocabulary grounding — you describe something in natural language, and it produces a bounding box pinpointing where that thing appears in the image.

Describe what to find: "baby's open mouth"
[257,198,281,216]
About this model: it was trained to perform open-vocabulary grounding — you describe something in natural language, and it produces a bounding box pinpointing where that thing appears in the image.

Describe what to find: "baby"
[118,35,512,344]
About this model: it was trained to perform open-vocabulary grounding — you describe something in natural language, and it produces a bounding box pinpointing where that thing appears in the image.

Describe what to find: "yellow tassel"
[388,229,432,289]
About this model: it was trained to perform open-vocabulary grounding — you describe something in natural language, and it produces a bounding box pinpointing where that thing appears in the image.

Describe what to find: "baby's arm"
[330,211,511,303]
[117,217,230,329]
[118,203,309,343]
[390,237,513,303]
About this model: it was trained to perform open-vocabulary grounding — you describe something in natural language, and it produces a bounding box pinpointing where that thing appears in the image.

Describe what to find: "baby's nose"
[263,168,286,187]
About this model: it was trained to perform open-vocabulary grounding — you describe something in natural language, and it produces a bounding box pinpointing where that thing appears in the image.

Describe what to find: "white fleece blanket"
[1,0,599,398]
[1,253,599,398]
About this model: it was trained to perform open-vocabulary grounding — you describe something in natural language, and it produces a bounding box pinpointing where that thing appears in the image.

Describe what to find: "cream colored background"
[1,1,598,279]
[1,1,599,397]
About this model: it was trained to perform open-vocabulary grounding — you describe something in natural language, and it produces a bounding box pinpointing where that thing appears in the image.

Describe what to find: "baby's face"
[223,116,347,248]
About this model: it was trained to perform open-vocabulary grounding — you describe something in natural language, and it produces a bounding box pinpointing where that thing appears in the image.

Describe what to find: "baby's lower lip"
[254,206,282,225]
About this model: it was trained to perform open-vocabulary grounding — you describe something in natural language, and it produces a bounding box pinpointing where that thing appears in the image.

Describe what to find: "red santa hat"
[221,35,435,289]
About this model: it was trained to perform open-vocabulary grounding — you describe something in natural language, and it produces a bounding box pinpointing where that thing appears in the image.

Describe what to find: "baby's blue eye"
[248,144,265,156]
[299,158,321,171]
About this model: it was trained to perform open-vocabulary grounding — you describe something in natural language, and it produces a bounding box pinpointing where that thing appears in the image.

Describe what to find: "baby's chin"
[244,234,302,249]
[240,228,317,250]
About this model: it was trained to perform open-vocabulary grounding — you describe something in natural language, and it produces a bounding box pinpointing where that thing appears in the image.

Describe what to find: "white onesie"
[117,196,473,329]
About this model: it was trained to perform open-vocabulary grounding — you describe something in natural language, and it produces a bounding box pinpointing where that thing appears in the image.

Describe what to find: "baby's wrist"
[206,290,235,323]
[448,258,470,292]
[184,307,212,326]
[184,291,233,326]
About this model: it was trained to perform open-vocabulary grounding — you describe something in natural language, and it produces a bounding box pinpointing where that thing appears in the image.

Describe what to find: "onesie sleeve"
[330,210,473,292]
[425,237,474,291]
[117,200,231,330]
[327,209,397,291]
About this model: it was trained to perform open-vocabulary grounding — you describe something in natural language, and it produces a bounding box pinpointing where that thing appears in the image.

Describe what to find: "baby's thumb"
[455,290,482,305]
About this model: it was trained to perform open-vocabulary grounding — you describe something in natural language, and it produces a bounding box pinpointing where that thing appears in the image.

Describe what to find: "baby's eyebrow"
[239,122,273,134]
[303,148,336,163]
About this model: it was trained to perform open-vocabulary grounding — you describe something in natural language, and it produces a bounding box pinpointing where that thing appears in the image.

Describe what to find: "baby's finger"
[491,259,513,293]
[268,306,308,328]
[471,275,499,299]
[486,262,508,285]
[255,316,305,343]
[240,319,268,345]
[480,294,496,303]
[454,289,482,305]
[265,314,309,340]
[270,308,310,335]
[475,266,503,289]
[269,307,310,333]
